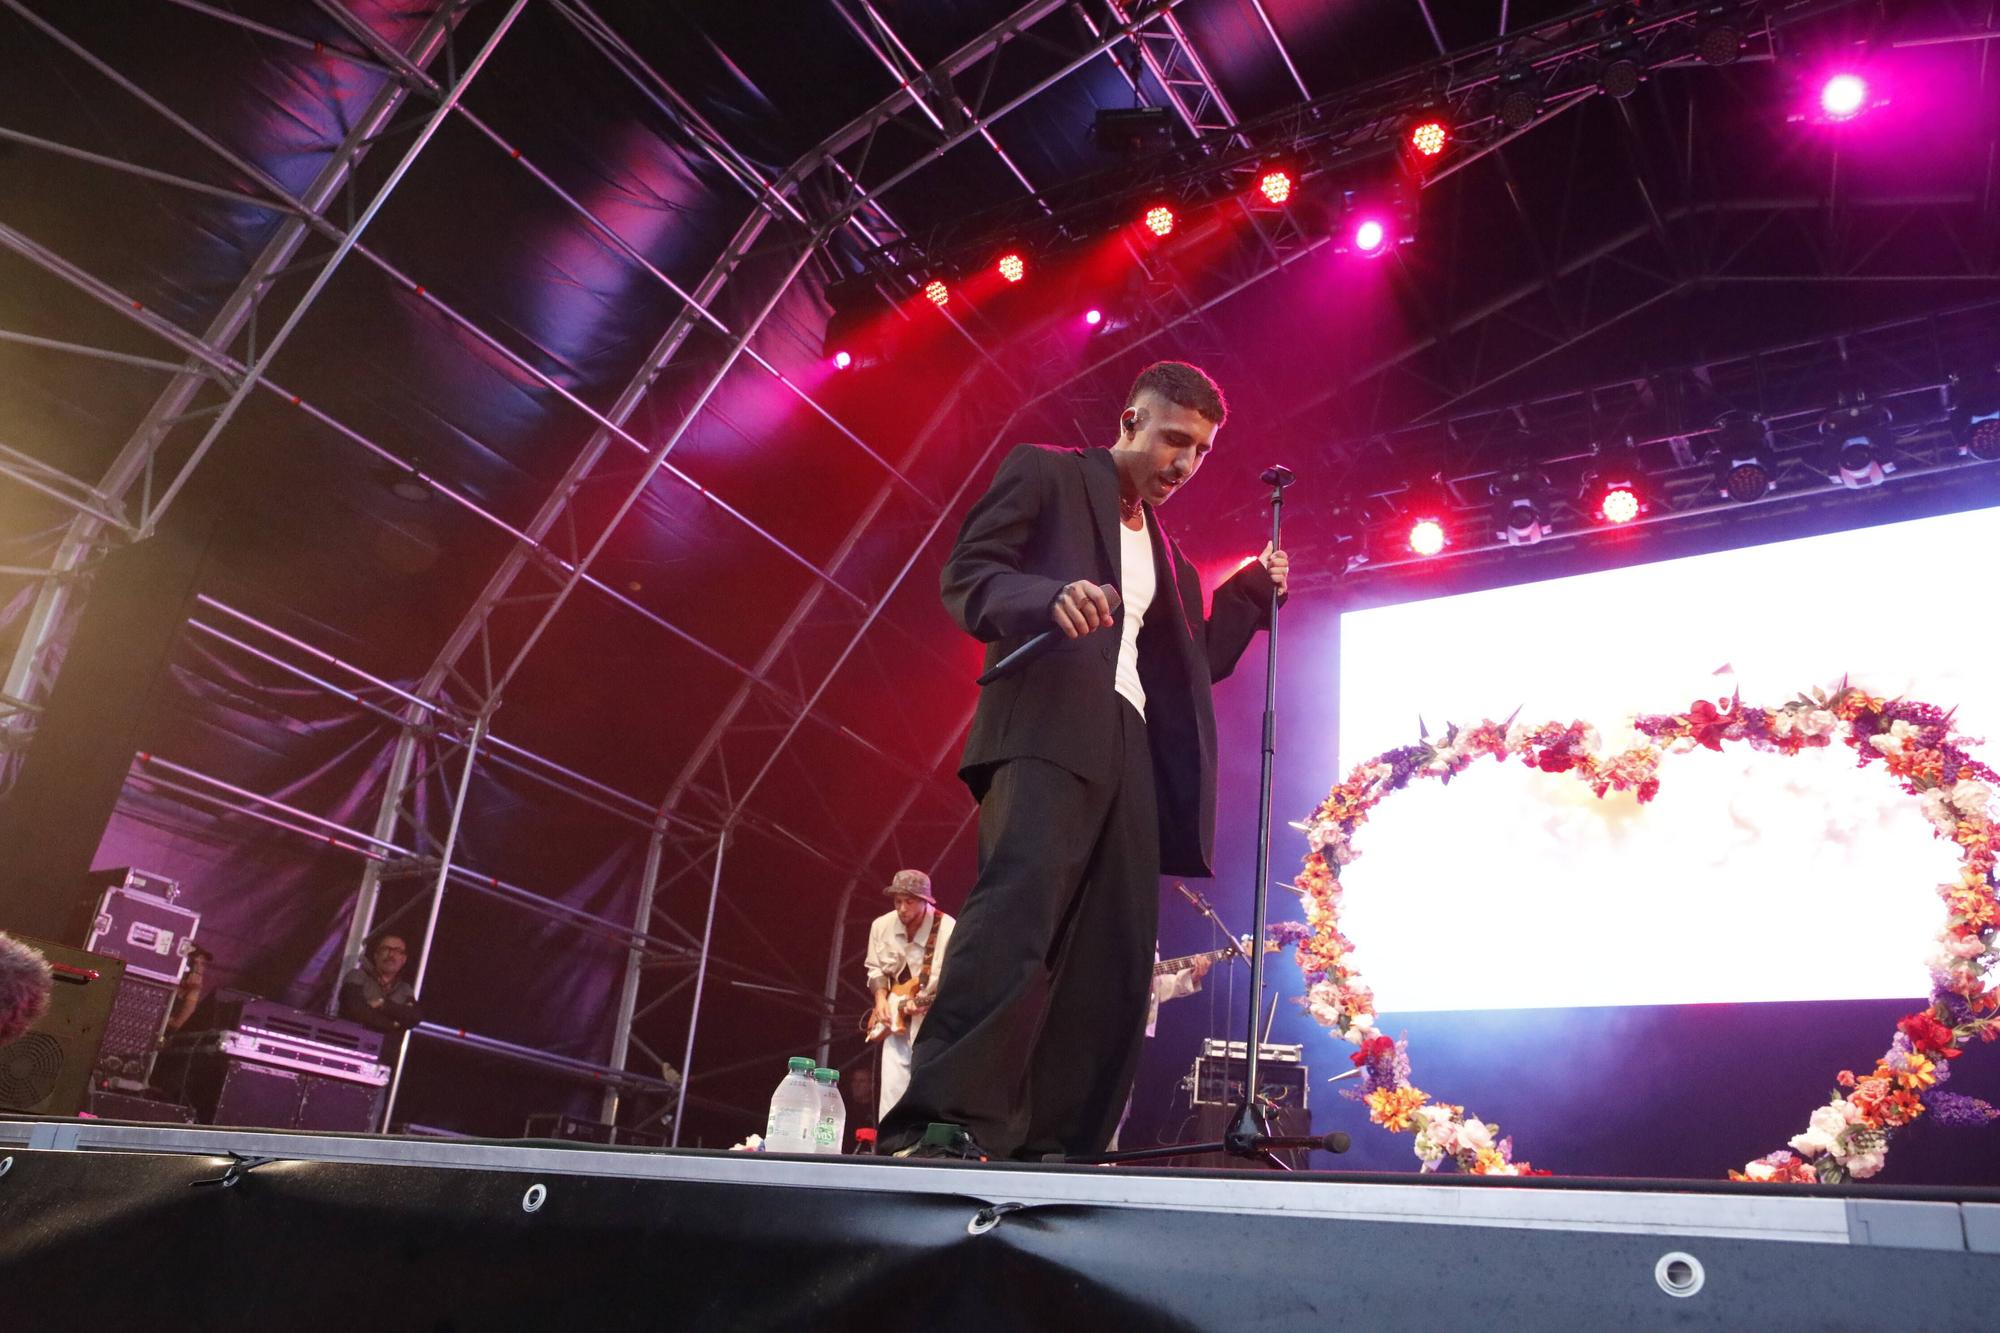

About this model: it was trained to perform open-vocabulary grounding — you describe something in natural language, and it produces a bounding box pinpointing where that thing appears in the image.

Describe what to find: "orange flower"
[1365,1085,1429,1132]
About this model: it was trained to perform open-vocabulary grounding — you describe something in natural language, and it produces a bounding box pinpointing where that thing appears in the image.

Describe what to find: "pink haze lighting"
[1353,217,1388,254]
[1408,518,1446,557]
[1819,72,1868,120]
[832,350,852,370]
[1084,308,1103,327]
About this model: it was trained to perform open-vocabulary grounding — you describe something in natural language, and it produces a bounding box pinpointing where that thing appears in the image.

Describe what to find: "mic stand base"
[1060,1103,1316,1169]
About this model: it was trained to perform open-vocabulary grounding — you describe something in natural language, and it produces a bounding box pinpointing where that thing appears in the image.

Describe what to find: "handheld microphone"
[975,584,1121,686]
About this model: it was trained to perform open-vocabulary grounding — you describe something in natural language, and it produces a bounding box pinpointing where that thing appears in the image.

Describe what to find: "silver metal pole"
[816,878,860,1070]
[671,830,729,1146]
[378,713,489,1132]
[602,823,667,1124]
[140,0,531,532]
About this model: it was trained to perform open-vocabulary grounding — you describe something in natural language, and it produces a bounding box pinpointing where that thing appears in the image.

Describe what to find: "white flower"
[1842,1149,1886,1179]
[1342,1012,1378,1041]
[1580,725,1602,754]
[1456,1118,1496,1154]
[1789,1101,1856,1158]
[1771,711,1796,738]
[1920,789,1959,833]
[1796,709,1840,738]
[1947,780,1991,817]
[1944,934,1988,960]
[1743,1161,1777,1182]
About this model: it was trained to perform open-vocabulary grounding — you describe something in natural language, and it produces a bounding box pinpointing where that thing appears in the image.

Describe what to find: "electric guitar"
[1155,935,1278,977]
[860,976,924,1044]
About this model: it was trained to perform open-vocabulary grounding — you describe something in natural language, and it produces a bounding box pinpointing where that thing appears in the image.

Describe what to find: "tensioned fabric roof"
[1,0,1994,1136]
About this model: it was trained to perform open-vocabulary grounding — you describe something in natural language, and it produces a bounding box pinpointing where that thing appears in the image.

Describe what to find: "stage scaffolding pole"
[672,831,730,1147]
[603,824,668,1124]
[0,0,462,715]
[380,713,489,1133]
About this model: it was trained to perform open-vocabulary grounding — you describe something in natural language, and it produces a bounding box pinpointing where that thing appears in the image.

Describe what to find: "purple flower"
[1922,1090,2000,1127]
[1269,920,1313,947]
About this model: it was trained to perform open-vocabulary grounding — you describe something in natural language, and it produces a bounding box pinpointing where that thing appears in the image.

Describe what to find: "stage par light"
[1408,119,1447,159]
[1407,517,1447,557]
[1947,372,2000,461]
[997,252,1026,283]
[832,350,853,371]
[1084,308,1103,327]
[1820,403,1894,489]
[1352,217,1387,255]
[1257,169,1294,206]
[1819,72,1869,120]
[1602,485,1642,525]
[1143,204,1176,238]
[923,279,949,307]
[1495,68,1540,129]
[1708,412,1774,502]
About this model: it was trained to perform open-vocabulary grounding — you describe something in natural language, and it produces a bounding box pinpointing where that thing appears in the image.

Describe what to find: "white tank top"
[1114,515,1156,718]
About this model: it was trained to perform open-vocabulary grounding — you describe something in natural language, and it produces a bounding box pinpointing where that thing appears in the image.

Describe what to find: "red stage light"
[1599,485,1640,525]
[1143,205,1176,237]
[1819,72,1868,120]
[924,279,949,307]
[997,252,1026,283]
[1352,217,1388,254]
[1258,170,1293,205]
[832,350,852,371]
[1084,308,1103,327]
[1408,120,1448,158]
[1407,518,1446,556]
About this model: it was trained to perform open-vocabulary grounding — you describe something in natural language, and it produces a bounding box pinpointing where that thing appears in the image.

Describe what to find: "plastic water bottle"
[764,1056,818,1153]
[811,1067,845,1155]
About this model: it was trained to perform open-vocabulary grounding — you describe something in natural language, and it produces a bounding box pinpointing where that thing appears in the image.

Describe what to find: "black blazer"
[941,444,1277,877]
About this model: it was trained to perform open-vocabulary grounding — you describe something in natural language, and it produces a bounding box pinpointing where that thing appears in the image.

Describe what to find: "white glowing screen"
[1334,505,2000,1011]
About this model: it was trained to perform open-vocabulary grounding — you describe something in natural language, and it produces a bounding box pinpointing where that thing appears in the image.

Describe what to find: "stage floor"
[4,1117,1998,1329]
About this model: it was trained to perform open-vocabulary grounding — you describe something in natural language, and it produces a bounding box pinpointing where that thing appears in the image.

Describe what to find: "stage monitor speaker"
[0,520,214,940]
[298,1074,383,1134]
[0,937,125,1116]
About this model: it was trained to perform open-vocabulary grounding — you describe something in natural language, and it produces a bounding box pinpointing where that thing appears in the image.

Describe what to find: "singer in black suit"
[881,361,1287,1159]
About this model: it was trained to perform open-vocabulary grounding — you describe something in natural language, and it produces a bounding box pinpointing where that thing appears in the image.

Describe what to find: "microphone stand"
[1068,465,1341,1170]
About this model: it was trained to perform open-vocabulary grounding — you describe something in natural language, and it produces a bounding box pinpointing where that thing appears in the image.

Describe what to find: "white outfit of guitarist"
[865,886,956,1119]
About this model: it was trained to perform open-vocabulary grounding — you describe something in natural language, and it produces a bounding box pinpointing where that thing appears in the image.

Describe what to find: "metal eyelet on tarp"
[967,1201,1027,1235]
[522,1182,548,1213]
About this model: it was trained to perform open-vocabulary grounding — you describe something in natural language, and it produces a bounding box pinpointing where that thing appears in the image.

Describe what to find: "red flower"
[1899,1012,1962,1058]
[1350,1034,1396,1067]
[1687,698,1734,751]
[1636,778,1661,804]
[1536,751,1574,773]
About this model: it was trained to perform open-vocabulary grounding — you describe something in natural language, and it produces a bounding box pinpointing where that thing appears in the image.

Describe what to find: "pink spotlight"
[1407,517,1446,557]
[1819,72,1868,120]
[1084,308,1103,327]
[1353,217,1388,255]
[832,350,853,370]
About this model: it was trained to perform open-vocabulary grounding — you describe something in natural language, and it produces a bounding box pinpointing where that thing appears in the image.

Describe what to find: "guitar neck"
[1154,946,1232,977]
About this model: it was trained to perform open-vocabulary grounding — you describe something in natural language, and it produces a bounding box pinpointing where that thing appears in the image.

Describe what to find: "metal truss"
[1299,298,2000,588]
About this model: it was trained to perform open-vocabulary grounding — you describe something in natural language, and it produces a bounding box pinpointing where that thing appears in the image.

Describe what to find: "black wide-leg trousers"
[882,700,1159,1159]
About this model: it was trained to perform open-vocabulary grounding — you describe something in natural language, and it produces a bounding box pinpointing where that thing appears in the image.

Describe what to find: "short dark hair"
[1125,361,1227,427]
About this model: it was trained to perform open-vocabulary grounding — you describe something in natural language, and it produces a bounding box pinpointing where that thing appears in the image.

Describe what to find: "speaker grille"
[0,1031,65,1111]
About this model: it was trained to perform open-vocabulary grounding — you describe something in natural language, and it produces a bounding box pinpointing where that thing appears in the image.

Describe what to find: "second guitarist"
[863,871,957,1120]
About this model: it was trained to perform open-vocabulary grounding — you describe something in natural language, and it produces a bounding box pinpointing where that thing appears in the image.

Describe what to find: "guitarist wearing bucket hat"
[862,870,956,1119]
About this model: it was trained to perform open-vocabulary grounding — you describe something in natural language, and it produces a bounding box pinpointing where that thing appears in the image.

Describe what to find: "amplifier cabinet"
[196,1058,306,1130]
[1189,1054,1310,1111]
[169,1053,384,1132]
[298,1075,384,1134]
[95,973,177,1088]
[86,1087,196,1124]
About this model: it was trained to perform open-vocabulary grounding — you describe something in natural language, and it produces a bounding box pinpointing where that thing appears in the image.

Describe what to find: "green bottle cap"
[813,1068,838,1083]
[788,1056,815,1072]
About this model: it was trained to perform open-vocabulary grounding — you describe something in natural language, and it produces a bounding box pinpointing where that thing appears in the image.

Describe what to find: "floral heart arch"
[1286,685,2000,1182]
